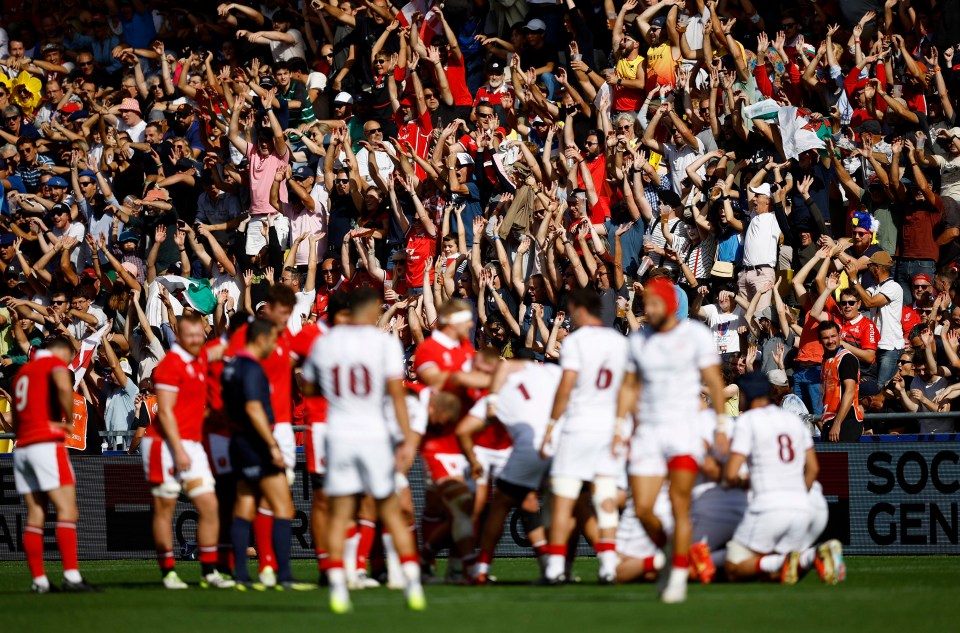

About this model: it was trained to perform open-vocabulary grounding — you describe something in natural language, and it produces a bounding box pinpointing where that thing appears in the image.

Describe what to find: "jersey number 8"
[777,434,795,463]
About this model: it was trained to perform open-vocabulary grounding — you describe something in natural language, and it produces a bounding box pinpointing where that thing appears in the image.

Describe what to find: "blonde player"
[723,372,843,585]
[616,278,729,603]
[302,288,425,614]
[542,289,629,585]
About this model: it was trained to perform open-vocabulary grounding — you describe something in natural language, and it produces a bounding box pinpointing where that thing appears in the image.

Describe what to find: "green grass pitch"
[0,558,955,632]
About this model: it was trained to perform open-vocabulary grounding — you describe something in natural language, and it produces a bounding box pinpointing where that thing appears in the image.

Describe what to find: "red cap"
[81,267,98,279]
[913,273,933,286]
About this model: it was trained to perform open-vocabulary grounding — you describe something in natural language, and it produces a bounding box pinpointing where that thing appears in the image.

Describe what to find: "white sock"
[474,561,490,577]
[668,566,689,587]
[799,547,817,570]
[401,560,421,589]
[598,550,618,575]
[328,567,348,591]
[344,533,360,578]
[33,575,50,589]
[63,569,83,583]
[758,554,786,574]
[545,554,565,580]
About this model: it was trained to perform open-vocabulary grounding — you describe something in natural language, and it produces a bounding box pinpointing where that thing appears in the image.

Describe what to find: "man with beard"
[472,60,513,127]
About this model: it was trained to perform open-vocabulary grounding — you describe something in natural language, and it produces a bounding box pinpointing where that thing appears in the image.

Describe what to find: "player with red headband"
[616,277,729,603]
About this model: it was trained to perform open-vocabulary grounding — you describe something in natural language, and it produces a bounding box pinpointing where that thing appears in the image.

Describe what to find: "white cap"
[749,182,771,197]
[333,92,354,105]
[767,369,789,387]
[456,152,475,166]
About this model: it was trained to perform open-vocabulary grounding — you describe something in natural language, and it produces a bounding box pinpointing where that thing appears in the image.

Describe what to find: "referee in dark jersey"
[222,318,312,591]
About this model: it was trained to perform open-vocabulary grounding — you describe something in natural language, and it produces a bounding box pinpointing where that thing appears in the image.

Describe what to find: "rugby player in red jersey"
[11,337,99,593]
[143,313,234,589]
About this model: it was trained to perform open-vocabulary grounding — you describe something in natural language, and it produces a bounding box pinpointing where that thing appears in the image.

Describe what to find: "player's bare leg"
[520,492,549,571]
[383,485,417,589]
[542,478,582,584]
[37,485,97,592]
[150,496,183,588]
[662,465,697,603]
[351,495,379,588]
[326,494,358,613]
[473,489,516,583]
[310,480,330,583]
[437,478,476,582]
[377,493,426,611]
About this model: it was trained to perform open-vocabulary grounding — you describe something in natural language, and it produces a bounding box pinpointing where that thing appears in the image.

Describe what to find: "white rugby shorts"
[13,442,75,494]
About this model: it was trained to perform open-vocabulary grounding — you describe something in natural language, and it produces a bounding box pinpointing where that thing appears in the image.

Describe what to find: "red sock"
[642,556,658,573]
[356,520,376,570]
[400,554,418,565]
[478,550,494,565]
[23,526,44,579]
[198,545,218,565]
[548,544,567,557]
[596,540,616,553]
[157,549,176,573]
[533,541,549,558]
[55,522,79,573]
[316,549,330,571]
[672,553,689,569]
[254,510,275,572]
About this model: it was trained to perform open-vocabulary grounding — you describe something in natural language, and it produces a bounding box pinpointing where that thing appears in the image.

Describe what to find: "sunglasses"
[839,300,858,306]
[78,61,94,67]
[323,53,334,58]
[365,127,382,134]
[334,178,349,184]
[919,308,934,314]
[52,299,68,305]
[853,231,870,237]
[914,284,931,289]
[5,116,20,122]
[79,180,95,186]
[898,359,913,365]
[477,112,494,119]
[617,124,632,131]
[423,93,436,98]
[374,59,387,65]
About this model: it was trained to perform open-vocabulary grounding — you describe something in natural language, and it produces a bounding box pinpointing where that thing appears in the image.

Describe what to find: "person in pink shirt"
[228,87,289,216]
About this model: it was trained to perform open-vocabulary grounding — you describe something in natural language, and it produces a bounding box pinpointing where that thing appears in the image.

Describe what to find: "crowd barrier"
[1,438,958,561]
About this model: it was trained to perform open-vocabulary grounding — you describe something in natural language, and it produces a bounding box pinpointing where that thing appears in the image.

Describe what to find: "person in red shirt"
[810,280,879,373]
[144,313,234,590]
[312,258,346,322]
[11,337,99,593]
[901,274,937,340]
[226,284,297,587]
[414,299,493,581]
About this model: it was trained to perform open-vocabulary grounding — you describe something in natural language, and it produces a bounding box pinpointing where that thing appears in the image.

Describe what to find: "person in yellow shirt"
[636,0,685,88]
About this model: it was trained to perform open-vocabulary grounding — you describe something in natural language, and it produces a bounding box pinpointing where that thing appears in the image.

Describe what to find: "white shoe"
[660,581,687,604]
[163,570,189,590]
[201,571,236,589]
[356,569,380,589]
[259,566,277,588]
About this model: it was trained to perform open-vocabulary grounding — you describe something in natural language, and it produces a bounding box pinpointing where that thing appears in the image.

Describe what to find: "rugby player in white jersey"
[723,371,845,585]
[302,288,425,613]
[542,289,629,584]
[457,349,561,584]
[616,487,672,583]
[616,278,729,603]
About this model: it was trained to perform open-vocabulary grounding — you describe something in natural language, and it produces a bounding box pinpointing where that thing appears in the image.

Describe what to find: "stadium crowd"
[0,0,955,604]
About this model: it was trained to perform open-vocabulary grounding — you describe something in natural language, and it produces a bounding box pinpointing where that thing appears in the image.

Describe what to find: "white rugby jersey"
[482,363,562,450]
[302,324,405,440]
[730,404,813,511]
[626,320,719,424]
[559,325,628,431]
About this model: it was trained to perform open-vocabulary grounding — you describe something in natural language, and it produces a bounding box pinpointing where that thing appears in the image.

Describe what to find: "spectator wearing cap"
[13,137,54,193]
[890,138,943,295]
[606,6,646,114]
[275,60,315,128]
[447,151,483,247]
[39,201,86,269]
[736,182,791,312]
[102,97,146,143]
[517,19,559,100]
[0,233,17,270]
[34,42,72,80]
[18,175,72,215]
[228,94,289,217]
[236,9,306,63]
[329,92,362,151]
[473,60,514,125]
[636,5,684,89]
[391,78,433,180]
[110,229,146,284]
[825,210,882,288]
[283,164,328,265]
[639,187,684,276]
[845,250,904,387]
[169,105,203,159]
[900,273,937,340]
[768,368,812,432]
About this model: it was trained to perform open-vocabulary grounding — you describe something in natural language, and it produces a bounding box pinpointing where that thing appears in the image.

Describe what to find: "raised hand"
[155,225,167,243]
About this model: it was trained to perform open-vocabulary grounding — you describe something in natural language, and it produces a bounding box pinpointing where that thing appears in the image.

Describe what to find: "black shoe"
[532,574,565,586]
[31,582,59,594]
[62,579,102,593]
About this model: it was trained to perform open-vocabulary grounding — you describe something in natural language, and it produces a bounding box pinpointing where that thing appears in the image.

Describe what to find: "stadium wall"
[0,442,958,560]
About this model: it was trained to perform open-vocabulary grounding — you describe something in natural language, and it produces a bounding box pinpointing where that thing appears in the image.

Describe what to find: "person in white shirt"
[542,289,628,585]
[723,371,845,585]
[236,10,306,63]
[617,277,729,604]
[737,182,789,312]
[697,289,747,357]
[844,250,903,387]
[301,288,424,614]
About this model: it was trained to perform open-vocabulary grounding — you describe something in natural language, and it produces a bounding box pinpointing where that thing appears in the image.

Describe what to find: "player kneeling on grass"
[12,337,99,593]
[723,371,845,585]
[145,314,235,589]
[223,319,313,592]
[615,487,672,584]
[302,288,425,614]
